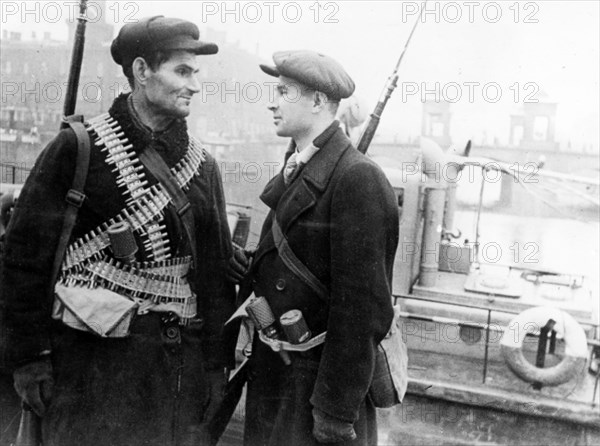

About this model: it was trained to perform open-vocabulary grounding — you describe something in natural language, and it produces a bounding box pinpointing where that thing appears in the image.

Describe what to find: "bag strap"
[138,146,198,268]
[271,217,329,304]
[49,115,90,298]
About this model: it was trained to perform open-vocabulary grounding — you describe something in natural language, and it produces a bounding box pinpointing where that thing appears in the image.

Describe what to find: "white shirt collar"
[294,143,320,165]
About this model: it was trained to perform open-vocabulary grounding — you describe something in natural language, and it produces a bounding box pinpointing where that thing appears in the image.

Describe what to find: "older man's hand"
[13,358,54,417]
[312,408,357,443]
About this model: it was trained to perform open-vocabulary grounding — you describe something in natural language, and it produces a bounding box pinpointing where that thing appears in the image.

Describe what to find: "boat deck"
[405,268,597,328]
[406,349,599,425]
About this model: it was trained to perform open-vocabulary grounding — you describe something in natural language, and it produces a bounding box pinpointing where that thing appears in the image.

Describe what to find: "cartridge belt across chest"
[58,256,194,306]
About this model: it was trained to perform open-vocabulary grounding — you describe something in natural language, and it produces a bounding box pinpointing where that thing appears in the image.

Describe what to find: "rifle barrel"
[356,2,425,154]
[61,0,88,127]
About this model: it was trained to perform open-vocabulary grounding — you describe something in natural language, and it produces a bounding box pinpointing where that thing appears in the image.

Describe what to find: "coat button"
[275,278,286,291]
[165,326,180,340]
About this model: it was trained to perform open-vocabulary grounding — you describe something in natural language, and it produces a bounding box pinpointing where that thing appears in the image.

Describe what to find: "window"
[512,125,524,146]
[533,116,549,142]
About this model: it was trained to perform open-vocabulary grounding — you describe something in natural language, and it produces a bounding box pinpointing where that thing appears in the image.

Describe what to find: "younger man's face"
[268,76,315,139]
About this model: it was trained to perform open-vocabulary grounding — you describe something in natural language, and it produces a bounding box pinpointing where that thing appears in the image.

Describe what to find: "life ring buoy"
[500,306,588,386]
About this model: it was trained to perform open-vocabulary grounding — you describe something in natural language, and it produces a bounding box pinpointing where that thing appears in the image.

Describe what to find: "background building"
[1,2,273,176]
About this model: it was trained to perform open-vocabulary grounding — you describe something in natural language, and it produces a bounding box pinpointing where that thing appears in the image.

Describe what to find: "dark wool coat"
[0,94,235,446]
[243,123,399,446]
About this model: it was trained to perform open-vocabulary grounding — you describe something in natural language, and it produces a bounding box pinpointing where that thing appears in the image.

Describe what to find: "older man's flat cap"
[260,50,355,101]
[111,16,218,66]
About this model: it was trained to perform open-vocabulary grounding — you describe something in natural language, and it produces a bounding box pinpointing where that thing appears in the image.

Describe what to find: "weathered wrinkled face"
[267,75,315,138]
[144,50,201,120]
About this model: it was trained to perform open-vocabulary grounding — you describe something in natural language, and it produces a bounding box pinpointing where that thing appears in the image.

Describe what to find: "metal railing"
[0,163,31,185]
[394,292,600,406]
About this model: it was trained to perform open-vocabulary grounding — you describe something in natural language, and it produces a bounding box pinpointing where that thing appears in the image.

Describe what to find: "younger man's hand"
[225,248,252,283]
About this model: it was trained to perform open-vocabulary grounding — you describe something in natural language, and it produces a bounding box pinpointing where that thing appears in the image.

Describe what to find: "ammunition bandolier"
[0,93,236,446]
[57,111,207,320]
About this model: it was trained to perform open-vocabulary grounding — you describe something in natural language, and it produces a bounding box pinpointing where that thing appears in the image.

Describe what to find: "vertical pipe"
[482,309,492,383]
[533,319,556,390]
[442,162,460,233]
[500,172,513,208]
[592,367,599,408]
[473,169,486,264]
[419,185,446,287]
[549,330,557,354]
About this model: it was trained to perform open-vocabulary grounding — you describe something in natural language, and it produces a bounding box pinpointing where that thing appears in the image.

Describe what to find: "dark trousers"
[43,314,211,446]
[243,342,377,446]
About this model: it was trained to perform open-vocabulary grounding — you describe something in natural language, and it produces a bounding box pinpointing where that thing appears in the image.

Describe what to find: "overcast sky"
[1,1,599,149]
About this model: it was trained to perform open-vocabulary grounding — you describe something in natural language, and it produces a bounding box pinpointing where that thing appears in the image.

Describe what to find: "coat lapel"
[254,126,352,265]
[260,140,295,210]
[276,127,352,233]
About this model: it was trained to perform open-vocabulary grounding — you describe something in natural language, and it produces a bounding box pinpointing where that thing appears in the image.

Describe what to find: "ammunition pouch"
[52,284,137,338]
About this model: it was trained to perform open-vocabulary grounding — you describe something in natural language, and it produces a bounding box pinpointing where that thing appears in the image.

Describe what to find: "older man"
[1,16,235,446]
[237,51,399,445]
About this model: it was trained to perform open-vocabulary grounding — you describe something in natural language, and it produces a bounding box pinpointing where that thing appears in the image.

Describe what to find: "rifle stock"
[356,76,398,154]
[14,403,41,446]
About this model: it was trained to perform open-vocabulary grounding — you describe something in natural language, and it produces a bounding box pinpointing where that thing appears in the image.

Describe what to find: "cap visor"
[192,41,219,55]
[260,64,280,77]
[159,39,219,55]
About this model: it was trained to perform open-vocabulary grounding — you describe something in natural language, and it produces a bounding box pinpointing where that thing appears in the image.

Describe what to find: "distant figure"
[0,189,19,237]
[337,94,369,144]
[1,16,239,446]
[232,50,399,445]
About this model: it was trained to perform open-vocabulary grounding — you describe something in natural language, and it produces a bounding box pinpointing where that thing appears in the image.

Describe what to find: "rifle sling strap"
[49,118,90,299]
[271,217,329,304]
[138,146,198,268]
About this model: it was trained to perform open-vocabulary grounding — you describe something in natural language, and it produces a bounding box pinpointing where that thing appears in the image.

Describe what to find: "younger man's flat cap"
[260,50,355,101]
[111,16,218,66]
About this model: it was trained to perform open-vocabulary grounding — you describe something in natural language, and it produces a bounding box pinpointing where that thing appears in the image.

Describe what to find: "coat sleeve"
[197,158,237,370]
[0,129,77,368]
[310,161,399,422]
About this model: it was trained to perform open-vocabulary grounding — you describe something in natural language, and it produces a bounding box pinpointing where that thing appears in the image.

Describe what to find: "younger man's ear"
[313,91,329,110]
